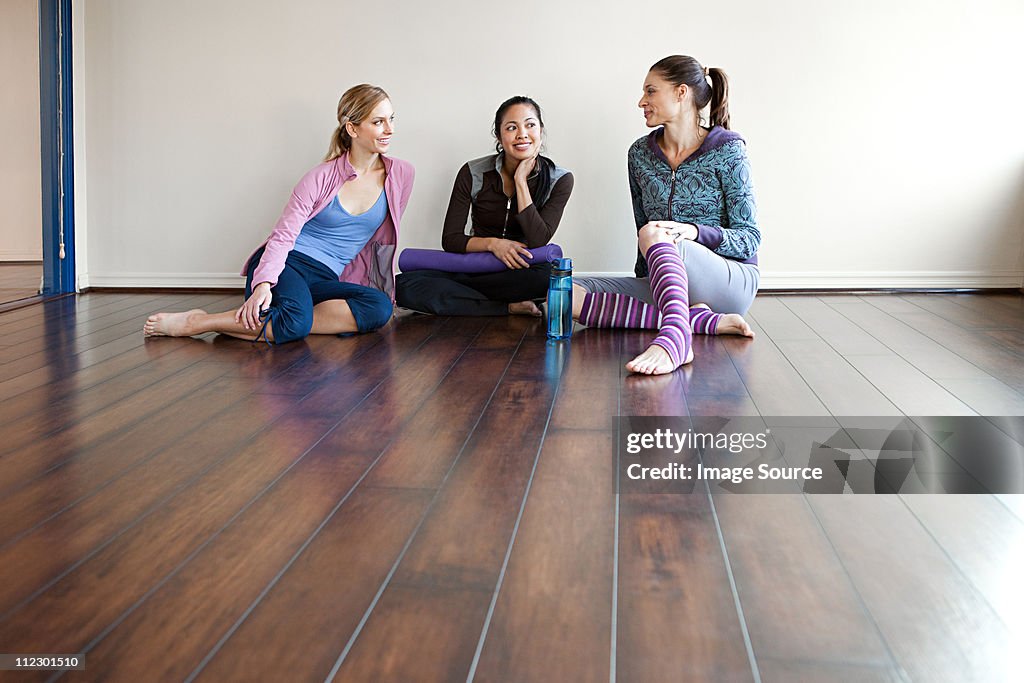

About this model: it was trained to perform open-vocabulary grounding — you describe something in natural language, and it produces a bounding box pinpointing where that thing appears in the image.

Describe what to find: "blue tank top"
[293,189,388,276]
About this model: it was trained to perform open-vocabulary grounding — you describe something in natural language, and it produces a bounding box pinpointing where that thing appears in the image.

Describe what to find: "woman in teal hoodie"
[574,56,760,374]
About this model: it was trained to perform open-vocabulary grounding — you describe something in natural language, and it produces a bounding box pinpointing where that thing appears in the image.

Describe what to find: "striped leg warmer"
[578,291,662,329]
[646,241,692,367]
[579,293,721,335]
[689,306,722,335]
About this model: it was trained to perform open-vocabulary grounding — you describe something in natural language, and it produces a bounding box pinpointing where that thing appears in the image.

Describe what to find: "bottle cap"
[553,257,572,271]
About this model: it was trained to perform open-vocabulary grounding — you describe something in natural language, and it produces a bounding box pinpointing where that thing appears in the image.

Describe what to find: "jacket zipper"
[502,196,511,238]
[667,173,677,220]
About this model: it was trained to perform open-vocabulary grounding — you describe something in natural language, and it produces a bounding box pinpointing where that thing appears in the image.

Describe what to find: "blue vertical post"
[38,0,75,296]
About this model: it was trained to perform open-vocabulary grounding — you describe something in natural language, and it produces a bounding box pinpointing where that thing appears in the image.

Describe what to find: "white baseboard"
[757,270,1024,290]
[86,272,245,289]
[83,270,1024,291]
[0,251,43,261]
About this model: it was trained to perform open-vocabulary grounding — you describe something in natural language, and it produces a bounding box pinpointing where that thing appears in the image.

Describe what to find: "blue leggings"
[245,247,393,344]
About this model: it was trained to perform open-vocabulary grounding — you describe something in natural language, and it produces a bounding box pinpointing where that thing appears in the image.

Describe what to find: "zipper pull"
[503,197,512,238]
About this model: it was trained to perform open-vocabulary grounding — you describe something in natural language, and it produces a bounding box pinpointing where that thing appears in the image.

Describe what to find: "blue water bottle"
[546,257,573,340]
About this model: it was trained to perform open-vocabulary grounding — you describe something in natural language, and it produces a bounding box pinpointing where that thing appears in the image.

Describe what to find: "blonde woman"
[145,84,415,343]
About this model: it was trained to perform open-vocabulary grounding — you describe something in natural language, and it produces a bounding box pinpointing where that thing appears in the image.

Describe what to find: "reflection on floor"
[0,262,41,305]
[0,291,1023,681]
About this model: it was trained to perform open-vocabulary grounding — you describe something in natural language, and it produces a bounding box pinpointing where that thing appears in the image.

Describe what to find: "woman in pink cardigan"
[144,84,414,343]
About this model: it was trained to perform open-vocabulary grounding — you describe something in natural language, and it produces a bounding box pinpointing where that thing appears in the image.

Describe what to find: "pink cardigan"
[241,152,415,301]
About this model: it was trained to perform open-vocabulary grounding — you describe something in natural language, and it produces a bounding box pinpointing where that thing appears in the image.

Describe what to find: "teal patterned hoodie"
[630,126,760,277]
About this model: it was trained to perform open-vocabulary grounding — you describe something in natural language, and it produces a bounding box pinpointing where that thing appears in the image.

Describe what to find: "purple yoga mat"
[398,244,563,274]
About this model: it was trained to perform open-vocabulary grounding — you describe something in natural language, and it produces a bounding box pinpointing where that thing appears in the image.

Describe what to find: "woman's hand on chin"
[513,153,538,184]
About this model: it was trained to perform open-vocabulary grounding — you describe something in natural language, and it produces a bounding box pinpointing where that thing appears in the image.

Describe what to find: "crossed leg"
[143,300,360,341]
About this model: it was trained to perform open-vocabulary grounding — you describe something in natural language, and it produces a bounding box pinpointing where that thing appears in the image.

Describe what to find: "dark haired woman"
[573,55,760,374]
[144,84,414,343]
[395,96,574,317]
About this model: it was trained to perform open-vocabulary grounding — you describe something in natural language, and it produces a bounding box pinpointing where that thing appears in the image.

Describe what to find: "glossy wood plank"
[331,583,492,682]
[193,485,432,682]
[858,294,930,315]
[0,292,131,333]
[616,492,754,682]
[0,342,216,455]
[548,328,621,430]
[901,495,1024,638]
[826,300,993,381]
[842,354,976,415]
[295,315,451,418]
[317,317,489,457]
[0,292,196,353]
[371,336,558,589]
[72,446,377,682]
[941,293,1024,326]
[0,292,213,359]
[0,294,236,383]
[772,338,901,416]
[193,322,527,680]
[757,658,908,683]
[0,392,295,618]
[783,297,889,355]
[0,320,219,401]
[678,322,898,670]
[466,314,542,350]
[980,327,1024,354]
[57,318,495,679]
[880,309,1024,393]
[249,326,387,395]
[0,299,75,335]
[898,293,1015,330]
[0,263,41,310]
[746,297,821,341]
[0,288,39,307]
[334,337,559,679]
[684,333,759,416]
[0,414,341,652]
[713,495,895,667]
[723,316,829,417]
[0,361,234,493]
[0,370,250,549]
[806,495,1015,682]
[471,430,614,682]
[364,347,520,489]
[0,292,1021,680]
[615,359,753,682]
[931,377,1024,415]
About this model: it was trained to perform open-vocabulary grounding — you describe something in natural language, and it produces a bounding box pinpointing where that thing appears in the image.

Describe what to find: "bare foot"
[626,342,694,375]
[717,313,755,338]
[691,303,754,338]
[509,300,542,317]
[143,309,206,337]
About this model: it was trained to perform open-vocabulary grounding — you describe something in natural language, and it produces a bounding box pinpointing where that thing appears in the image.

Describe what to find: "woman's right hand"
[236,282,272,330]
[489,238,533,269]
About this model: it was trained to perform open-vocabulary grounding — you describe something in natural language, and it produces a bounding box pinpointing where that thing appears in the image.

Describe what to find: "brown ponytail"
[707,67,731,130]
[650,56,732,130]
[324,84,390,161]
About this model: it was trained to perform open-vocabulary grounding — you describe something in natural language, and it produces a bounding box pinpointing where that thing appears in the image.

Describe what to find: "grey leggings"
[575,240,760,315]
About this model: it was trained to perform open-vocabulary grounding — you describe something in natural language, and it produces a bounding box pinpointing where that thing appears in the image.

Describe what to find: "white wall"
[0,0,43,262]
[77,0,1024,290]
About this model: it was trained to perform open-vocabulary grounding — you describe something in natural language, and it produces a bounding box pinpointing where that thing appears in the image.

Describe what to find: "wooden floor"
[1,291,1023,682]
[0,263,41,307]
